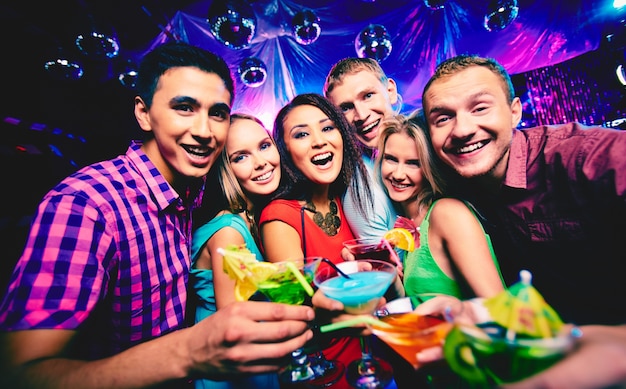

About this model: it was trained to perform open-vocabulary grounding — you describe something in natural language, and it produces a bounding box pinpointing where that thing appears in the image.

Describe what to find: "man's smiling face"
[423,66,522,181]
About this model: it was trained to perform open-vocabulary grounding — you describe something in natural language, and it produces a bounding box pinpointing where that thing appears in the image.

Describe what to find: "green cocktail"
[256,262,313,305]
[445,324,575,386]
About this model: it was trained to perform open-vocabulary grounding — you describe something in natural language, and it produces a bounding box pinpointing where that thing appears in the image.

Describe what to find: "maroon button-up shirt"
[458,123,626,325]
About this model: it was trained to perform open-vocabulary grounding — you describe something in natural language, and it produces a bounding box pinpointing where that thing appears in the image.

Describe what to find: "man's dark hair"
[135,42,235,108]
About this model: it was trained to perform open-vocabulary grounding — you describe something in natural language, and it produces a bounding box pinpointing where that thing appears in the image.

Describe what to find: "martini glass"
[371,295,460,369]
[342,237,394,262]
[314,259,397,389]
[371,295,462,388]
[443,313,577,386]
[255,258,344,386]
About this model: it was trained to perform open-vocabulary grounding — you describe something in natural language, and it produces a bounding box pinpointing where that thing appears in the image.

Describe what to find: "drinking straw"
[319,316,394,333]
[322,258,351,279]
[286,261,314,297]
[379,239,403,270]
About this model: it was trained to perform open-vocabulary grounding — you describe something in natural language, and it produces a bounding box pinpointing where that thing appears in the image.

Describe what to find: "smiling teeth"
[391,182,410,189]
[253,170,272,181]
[185,145,210,156]
[361,120,379,134]
[457,141,485,154]
[312,152,331,162]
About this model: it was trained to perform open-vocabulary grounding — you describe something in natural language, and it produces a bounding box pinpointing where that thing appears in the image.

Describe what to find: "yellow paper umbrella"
[218,245,285,301]
[217,245,257,282]
[483,270,564,340]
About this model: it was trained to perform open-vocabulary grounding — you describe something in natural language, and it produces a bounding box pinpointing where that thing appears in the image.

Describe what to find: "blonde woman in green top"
[374,112,505,299]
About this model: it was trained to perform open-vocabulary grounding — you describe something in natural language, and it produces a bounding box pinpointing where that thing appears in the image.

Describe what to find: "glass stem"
[359,335,374,360]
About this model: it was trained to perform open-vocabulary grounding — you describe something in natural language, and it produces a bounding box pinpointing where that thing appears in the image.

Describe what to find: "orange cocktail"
[370,312,453,369]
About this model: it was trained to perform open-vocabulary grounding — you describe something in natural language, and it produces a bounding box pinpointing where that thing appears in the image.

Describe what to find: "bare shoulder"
[430,198,472,219]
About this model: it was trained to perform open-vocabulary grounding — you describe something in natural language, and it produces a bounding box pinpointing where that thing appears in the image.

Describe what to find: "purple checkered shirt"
[0,141,202,358]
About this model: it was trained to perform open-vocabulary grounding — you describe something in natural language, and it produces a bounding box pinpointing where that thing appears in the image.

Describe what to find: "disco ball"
[423,0,446,10]
[617,64,626,86]
[75,32,120,59]
[208,0,257,49]
[44,58,84,81]
[355,24,392,63]
[238,57,267,87]
[118,69,138,88]
[118,61,138,88]
[292,9,321,45]
[484,0,519,32]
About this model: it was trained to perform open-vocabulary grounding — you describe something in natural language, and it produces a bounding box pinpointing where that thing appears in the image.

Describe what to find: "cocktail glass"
[444,322,577,386]
[372,295,462,388]
[254,259,315,383]
[443,271,579,386]
[371,295,458,369]
[342,237,393,262]
[255,258,344,387]
[314,258,397,389]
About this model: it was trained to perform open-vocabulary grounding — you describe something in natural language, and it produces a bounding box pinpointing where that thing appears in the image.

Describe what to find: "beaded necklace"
[303,199,341,236]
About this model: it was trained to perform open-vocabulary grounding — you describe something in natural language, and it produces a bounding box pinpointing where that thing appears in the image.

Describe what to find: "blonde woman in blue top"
[191,113,281,389]
[374,112,505,299]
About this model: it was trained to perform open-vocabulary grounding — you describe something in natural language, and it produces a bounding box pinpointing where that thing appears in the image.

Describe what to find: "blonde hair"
[218,113,272,214]
[374,112,445,213]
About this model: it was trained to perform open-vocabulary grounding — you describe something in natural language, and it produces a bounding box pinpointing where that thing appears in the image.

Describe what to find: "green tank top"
[403,199,503,299]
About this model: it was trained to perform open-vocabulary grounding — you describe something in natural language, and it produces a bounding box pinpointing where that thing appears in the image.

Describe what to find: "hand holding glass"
[314,259,397,389]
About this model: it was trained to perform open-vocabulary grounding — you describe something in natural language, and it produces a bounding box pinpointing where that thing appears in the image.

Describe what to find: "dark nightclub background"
[0,0,625,292]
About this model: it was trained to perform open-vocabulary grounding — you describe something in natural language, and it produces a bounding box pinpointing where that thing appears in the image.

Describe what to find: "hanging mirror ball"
[238,57,267,87]
[292,9,321,45]
[118,60,138,88]
[484,0,519,32]
[44,59,84,80]
[355,24,392,62]
[208,0,257,49]
[423,0,446,10]
[118,69,138,88]
[75,32,120,59]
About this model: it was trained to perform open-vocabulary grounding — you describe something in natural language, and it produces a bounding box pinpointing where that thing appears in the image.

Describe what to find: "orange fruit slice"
[384,228,415,251]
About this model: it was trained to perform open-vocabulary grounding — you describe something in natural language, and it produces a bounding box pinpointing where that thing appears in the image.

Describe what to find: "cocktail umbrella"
[483,270,564,340]
[217,245,257,282]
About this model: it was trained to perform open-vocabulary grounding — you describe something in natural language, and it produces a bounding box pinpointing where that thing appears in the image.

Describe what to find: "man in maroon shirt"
[420,54,626,389]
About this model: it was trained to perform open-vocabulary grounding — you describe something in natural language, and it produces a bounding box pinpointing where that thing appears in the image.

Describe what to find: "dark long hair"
[271,93,372,214]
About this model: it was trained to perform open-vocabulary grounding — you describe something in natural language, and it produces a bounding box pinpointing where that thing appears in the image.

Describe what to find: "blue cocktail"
[314,259,397,389]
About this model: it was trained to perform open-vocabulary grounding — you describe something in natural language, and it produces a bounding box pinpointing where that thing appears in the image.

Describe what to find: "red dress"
[260,198,362,389]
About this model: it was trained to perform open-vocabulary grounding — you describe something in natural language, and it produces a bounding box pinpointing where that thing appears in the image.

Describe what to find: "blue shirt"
[342,155,398,239]
[190,212,279,389]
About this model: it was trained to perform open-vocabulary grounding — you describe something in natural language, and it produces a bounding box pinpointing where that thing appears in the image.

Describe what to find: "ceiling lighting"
[355,24,392,62]
[44,58,84,80]
[75,31,120,59]
[292,9,321,45]
[484,0,519,32]
[238,57,267,87]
